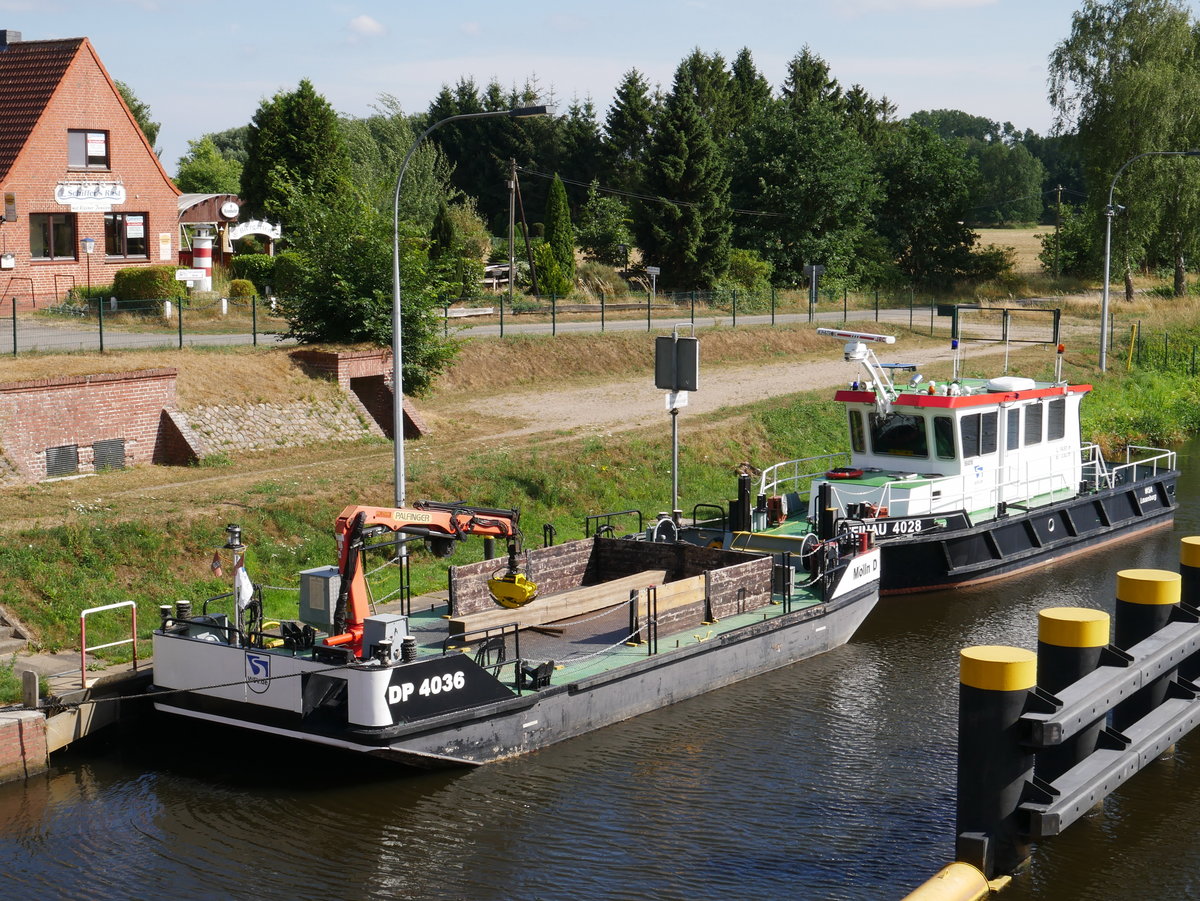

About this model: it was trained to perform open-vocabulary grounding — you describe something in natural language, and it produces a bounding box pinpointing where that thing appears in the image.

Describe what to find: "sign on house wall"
[54,180,125,211]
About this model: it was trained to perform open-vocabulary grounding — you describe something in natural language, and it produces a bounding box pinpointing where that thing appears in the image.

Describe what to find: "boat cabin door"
[997,405,1021,504]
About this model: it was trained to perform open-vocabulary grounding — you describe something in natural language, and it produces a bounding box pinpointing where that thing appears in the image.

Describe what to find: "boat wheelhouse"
[728,329,1177,593]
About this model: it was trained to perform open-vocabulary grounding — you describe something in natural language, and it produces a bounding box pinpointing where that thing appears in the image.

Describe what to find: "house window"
[105,212,147,258]
[68,129,109,169]
[29,213,77,260]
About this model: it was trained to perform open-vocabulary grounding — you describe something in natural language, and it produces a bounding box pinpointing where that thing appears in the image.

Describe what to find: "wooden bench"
[448,569,668,635]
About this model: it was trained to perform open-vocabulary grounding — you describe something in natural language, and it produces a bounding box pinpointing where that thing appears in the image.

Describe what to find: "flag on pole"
[210,550,223,577]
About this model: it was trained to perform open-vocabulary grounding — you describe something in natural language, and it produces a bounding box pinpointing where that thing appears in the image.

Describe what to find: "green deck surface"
[397,580,825,686]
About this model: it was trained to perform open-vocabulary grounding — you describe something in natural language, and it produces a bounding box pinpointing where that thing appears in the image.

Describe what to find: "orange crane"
[324,501,537,656]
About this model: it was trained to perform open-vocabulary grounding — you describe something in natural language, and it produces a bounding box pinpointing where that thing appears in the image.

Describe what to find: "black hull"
[152,580,878,766]
[875,472,1177,594]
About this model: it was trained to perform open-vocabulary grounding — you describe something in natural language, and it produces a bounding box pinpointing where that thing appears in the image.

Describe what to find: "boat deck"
[391,579,825,686]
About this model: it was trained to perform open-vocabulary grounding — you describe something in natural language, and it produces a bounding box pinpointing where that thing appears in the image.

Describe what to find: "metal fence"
[444,285,959,337]
[1,294,289,354]
[1114,318,1200,376]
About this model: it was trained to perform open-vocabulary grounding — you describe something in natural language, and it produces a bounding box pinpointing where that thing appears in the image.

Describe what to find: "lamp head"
[509,104,552,118]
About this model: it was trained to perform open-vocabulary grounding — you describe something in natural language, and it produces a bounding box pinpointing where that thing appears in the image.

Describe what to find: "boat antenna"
[952,338,961,381]
[817,328,899,414]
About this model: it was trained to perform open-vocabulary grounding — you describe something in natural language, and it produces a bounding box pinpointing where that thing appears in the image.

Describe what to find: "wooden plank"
[449,569,668,634]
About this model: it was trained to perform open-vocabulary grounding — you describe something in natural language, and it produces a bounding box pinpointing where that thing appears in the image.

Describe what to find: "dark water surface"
[2,442,1199,900]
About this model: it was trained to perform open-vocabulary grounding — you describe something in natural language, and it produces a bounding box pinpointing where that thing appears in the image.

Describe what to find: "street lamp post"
[81,236,94,298]
[1100,149,1200,372]
[392,104,550,509]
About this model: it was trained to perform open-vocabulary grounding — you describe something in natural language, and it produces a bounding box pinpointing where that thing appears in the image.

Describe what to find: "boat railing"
[1095,446,1177,491]
[825,461,1076,520]
[759,453,848,498]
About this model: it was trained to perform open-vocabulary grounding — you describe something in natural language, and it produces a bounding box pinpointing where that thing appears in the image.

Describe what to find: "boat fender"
[825,467,864,480]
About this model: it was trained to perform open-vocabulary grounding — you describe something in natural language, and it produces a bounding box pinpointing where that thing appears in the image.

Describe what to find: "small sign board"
[175,268,205,281]
[645,266,661,276]
[666,391,689,410]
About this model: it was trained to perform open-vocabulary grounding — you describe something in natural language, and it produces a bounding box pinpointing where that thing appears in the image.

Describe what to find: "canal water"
[2,443,1199,900]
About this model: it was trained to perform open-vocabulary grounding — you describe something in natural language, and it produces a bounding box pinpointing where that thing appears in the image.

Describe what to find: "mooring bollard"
[1035,607,1110,783]
[1180,536,1200,607]
[1112,568,1181,732]
[955,645,1036,878]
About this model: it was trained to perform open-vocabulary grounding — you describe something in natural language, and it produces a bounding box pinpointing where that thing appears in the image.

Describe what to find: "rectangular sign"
[175,268,205,281]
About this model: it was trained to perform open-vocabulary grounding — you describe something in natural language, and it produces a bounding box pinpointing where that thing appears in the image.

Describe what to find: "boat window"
[869,412,928,458]
[934,416,955,460]
[960,411,998,457]
[1025,403,1043,446]
[1006,408,1020,450]
[848,410,865,453]
[1047,398,1066,440]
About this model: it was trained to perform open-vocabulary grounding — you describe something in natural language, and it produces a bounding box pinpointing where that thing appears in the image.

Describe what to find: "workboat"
[150,500,879,766]
[717,329,1177,594]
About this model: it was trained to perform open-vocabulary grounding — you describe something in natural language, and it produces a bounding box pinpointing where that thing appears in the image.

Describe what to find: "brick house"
[0,30,179,309]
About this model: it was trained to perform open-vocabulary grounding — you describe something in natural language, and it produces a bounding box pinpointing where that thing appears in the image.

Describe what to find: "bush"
[112,265,187,303]
[272,251,307,297]
[228,278,258,298]
[230,254,275,293]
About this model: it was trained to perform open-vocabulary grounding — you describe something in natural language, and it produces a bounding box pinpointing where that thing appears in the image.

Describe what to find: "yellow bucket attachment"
[489,572,539,608]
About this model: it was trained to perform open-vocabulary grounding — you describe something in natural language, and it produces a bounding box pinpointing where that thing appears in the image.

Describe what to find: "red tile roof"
[0,38,83,182]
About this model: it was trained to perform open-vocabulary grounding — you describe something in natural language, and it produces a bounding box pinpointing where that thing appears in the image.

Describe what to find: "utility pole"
[1054,185,1062,280]
[508,158,516,312]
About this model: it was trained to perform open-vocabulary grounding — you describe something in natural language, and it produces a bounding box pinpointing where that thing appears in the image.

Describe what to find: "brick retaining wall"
[0,711,48,785]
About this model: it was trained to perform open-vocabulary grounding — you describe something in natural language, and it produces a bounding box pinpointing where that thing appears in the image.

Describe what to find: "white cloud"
[460,21,482,37]
[348,14,385,38]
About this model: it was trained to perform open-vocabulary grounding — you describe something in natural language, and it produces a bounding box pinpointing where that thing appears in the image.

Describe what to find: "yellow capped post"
[956,645,1036,879]
[1037,608,1110,782]
[1114,569,1181,733]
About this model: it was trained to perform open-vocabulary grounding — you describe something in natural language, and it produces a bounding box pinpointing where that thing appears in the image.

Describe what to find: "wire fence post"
[177,295,184,348]
[874,288,879,322]
[647,290,651,332]
[600,290,605,333]
[252,294,258,347]
[909,287,914,330]
[843,286,847,321]
[732,290,737,328]
[690,291,696,325]
[551,293,556,336]
[499,293,505,338]
[11,297,15,356]
[770,285,776,326]
[97,293,105,353]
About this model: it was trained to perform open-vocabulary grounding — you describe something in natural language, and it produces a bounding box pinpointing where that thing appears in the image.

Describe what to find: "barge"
[151,500,879,766]
[720,329,1177,594]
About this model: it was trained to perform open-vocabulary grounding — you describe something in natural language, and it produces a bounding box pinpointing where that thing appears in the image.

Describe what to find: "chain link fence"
[1,294,290,354]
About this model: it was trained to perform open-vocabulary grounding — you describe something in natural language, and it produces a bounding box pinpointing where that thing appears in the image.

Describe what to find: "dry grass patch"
[975,226,1052,275]
[0,346,346,409]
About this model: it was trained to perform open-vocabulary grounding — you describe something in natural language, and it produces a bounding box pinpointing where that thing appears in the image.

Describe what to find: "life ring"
[825,467,864,480]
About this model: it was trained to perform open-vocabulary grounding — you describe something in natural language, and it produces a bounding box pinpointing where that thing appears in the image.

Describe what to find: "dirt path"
[434,341,1013,442]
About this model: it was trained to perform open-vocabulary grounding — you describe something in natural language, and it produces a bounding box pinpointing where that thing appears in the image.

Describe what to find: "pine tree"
[543,174,575,288]
[635,74,731,290]
[604,69,656,194]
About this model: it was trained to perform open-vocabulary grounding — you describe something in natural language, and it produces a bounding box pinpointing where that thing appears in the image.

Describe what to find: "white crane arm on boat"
[817,328,901,415]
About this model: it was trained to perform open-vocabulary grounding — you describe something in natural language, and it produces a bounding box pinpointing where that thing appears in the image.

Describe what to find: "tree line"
[137,1,1199,387]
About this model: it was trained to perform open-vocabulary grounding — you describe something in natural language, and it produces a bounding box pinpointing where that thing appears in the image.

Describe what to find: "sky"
[1,1,1109,173]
